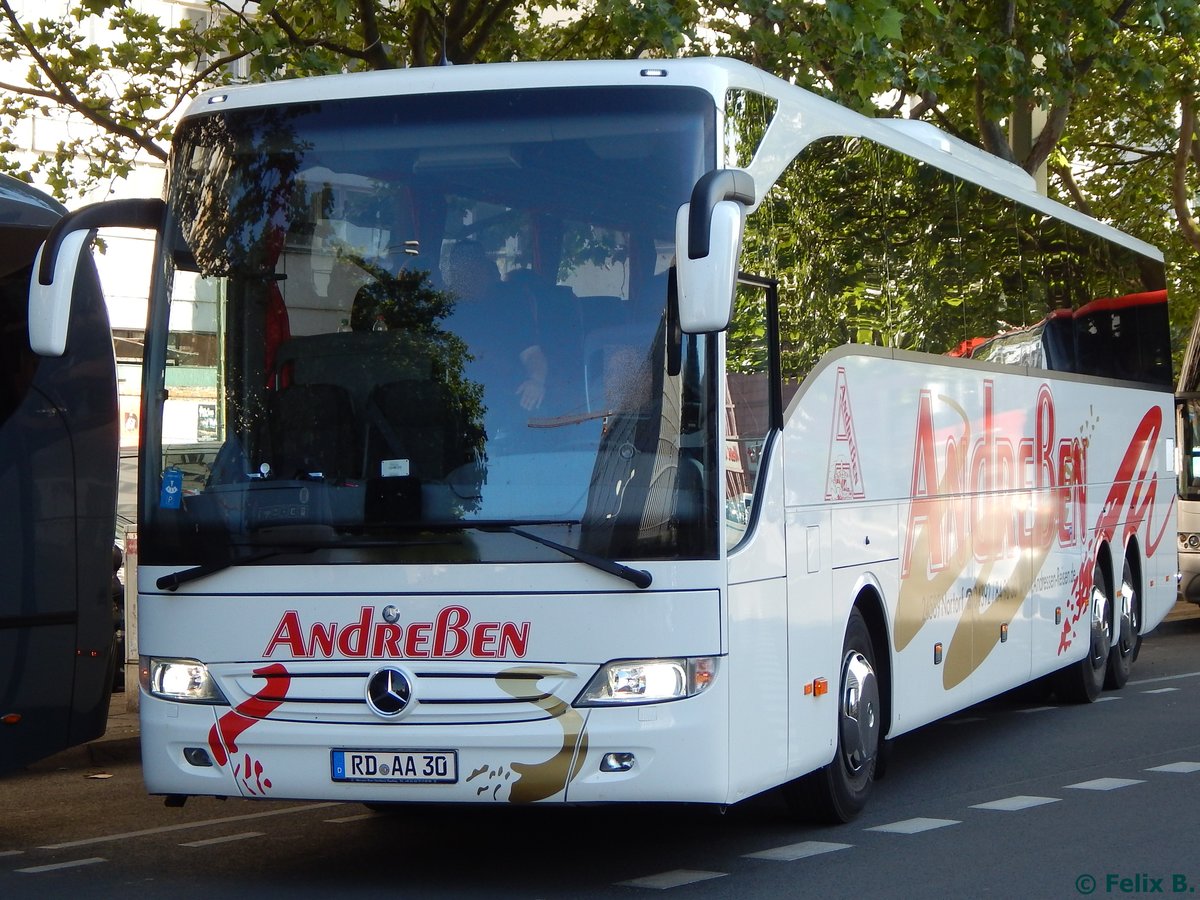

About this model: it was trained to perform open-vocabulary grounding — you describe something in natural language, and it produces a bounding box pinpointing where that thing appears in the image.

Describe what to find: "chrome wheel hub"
[839,650,879,775]
[1089,572,1111,666]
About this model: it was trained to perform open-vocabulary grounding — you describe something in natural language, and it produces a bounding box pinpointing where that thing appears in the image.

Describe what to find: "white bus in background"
[1176,393,1200,604]
[31,58,1176,821]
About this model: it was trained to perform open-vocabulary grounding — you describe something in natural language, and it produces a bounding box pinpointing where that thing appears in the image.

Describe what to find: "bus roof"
[0,173,65,228]
[181,57,1162,263]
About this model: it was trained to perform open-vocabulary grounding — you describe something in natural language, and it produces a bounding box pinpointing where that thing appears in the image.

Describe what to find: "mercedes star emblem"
[365,666,412,718]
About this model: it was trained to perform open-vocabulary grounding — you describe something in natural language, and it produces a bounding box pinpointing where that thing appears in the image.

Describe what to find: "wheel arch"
[1122,534,1144,596]
[1095,538,1115,604]
[850,583,892,742]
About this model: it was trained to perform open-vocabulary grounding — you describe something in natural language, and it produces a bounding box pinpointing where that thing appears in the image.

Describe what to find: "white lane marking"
[179,831,265,848]
[1066,777,1144,791]
[1129,670,1200,686]
[1146,761,1200,773]
[0,850,24,858]
[1094,696,1122,702]
[744,841,852,861]
[1142,687,1180,694]
[16,857,106,874]
[617,869,727,889]
[326,813,378,823]
[38,802,342,850]
[1015,706,1056,714]
[866,817,959,834]
[948,716,986,725]
[971,795,1060,811]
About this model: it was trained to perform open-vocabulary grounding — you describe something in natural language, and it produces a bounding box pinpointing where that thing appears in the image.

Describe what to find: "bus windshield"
[140,85,718,568]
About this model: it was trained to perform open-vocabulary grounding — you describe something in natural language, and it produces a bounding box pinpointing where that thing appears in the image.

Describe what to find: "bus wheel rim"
[1090,570,1111,667]
[839,650,879,775]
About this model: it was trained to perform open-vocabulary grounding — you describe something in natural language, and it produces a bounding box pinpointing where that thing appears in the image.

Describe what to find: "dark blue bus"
[0,174,118,773]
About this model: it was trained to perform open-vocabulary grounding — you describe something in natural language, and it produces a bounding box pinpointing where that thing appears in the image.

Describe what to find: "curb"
[33,734,140,773]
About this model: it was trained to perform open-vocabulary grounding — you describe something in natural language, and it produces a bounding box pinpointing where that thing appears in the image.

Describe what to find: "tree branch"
[0,0,167,161]
[356,0,395,69]
[908,91,939,119]
[1025,100,1070,174]
[268,8,374,62]
[411,7,431,67]
[0,79,58,104]
[464,0,520,63]
[1050,161,1094,217]
[1174,91,1200,253]
[975,76,1014,161]
[208,0,257,32]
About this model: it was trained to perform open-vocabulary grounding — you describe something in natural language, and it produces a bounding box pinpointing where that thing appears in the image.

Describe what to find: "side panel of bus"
[779,350,1174,742]
[0,195,118,773]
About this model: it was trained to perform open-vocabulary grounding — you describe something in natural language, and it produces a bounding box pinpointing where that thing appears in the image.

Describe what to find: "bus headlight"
[1180,533,1200,551]
[576,657,719,706]
[140,656,227,704]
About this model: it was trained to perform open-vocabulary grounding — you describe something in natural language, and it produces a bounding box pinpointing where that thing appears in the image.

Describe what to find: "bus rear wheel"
[1104,556,1141,690]
[1056,559,1111,703]
[785,608,880,823]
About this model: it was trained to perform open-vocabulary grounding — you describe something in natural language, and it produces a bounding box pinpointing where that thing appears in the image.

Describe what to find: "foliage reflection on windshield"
[140,85,718,567]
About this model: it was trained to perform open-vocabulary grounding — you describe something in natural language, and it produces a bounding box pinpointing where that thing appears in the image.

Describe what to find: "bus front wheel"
[785,607,880,823]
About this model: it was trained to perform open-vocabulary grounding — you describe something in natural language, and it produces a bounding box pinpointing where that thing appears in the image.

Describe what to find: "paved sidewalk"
[1164,596,1200,624]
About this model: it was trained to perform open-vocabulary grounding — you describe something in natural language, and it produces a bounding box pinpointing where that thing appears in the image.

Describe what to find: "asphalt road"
[2,606,1198,900]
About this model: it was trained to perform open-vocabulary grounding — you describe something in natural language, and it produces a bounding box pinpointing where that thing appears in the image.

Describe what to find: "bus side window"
[0,261,39,425]
[724,281,773,550]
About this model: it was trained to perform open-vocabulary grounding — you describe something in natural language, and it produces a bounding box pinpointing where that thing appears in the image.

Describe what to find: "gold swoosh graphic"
[894,396,971,652]
[495,666,589,803]
[941,540,1052,689]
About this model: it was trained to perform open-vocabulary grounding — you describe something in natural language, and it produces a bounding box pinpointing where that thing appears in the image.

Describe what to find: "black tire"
[1055,559,1111,704]
[784,608,881,823]
[1104,556,1141,690]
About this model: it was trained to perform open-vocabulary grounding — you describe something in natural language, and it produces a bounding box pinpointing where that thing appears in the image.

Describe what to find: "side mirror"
[29,230,92,357]
[28,198,165,357]
[675,169,754,334]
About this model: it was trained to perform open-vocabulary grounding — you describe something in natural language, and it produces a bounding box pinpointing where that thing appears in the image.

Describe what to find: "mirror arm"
[39,198,165,285]
[686,170,754,260]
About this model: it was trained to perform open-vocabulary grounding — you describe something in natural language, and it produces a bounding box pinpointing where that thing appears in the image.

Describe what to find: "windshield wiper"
[156,546,320,592]
[157,523,653,592]
[503,525,652,589]
[156,524,345,591]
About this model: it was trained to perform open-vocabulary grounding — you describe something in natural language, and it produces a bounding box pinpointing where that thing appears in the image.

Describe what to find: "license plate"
[331,749,458,784]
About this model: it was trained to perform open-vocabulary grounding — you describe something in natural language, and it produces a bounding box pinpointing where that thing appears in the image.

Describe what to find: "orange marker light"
[813,677,829,697]
[2,713,21,725]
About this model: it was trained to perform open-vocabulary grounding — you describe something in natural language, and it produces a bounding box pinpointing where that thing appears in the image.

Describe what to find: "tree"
[0,0,701,195]
[706,0,1200,365]
[3,0,1196,359]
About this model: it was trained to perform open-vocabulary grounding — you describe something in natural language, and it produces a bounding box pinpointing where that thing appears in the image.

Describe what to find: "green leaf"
[874,7,904,42]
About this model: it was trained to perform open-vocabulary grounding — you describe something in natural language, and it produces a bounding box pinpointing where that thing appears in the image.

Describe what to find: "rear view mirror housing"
[675,169,754,334]
[29,230,92,357]
[28,198,165,357]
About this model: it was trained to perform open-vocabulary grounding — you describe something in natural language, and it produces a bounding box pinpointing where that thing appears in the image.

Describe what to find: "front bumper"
[140,676,730,805]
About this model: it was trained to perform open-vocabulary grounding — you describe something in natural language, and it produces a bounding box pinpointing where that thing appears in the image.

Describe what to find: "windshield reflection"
[141,85,718,567]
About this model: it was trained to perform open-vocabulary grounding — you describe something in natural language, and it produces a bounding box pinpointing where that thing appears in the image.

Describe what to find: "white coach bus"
[30,58,1176,821]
